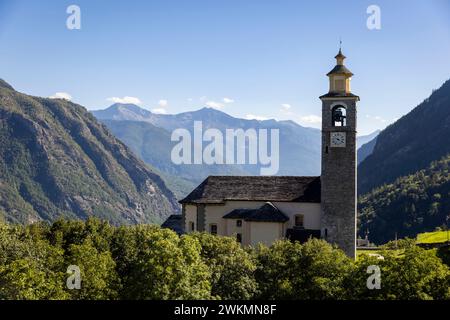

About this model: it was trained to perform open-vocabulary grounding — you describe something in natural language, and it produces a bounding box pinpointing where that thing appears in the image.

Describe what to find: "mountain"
[358,79,450,195]
[100,119,240,198]
[0,80,179,225]
[94,105,322,197]
[356,130,380,164]
[357,135,379,165]
[358,155,450,245]
[92,103,153,121]
[357,130,380,148]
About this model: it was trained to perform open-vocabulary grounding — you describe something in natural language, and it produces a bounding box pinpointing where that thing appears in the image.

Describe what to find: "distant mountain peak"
[196,106,228,114]
[109,103,150,113]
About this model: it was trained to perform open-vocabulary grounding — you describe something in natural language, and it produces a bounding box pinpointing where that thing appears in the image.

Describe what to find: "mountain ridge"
[94,104,323,197]
[358,79,450,194]
[0,79,179,224]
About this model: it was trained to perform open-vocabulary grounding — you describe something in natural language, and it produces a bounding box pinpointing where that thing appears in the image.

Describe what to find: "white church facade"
[179,49,358,258]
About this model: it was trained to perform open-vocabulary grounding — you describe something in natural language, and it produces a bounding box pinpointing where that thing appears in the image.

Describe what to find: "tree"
[110,225,211,299]
[0,257,68,300]
[254,239,353,300]
[0,223,68,300]
[188,233,257,300]
[350,245,450,300]
[66,239,119,300]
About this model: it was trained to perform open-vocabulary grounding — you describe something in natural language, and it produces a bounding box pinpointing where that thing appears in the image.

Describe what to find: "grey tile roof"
[161,214,184,234]
[223,202,289,223]
[179,176,321,204]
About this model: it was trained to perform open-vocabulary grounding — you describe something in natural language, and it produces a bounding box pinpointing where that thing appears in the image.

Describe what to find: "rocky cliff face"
[0,79,179,224]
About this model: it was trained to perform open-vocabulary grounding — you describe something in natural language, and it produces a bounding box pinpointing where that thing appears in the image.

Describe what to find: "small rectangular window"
[295,214,304,228]
[236,220,242,227]
[236,233,242,243]
[190,222,195,232]
[210,224,217,235]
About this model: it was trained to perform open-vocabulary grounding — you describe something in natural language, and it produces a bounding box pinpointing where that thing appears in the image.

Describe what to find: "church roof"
[326,64,354,76]
[161,214,184,234]
[335,49,346,60]
[320,92,360,99]
[179,176,321,204]
[223,202,289,223]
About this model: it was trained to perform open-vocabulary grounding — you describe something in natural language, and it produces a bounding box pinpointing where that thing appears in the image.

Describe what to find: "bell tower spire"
[319,47,359,258]
[327,47,354,95]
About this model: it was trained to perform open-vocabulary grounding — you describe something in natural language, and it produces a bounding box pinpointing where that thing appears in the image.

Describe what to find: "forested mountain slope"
[0,79,178,224]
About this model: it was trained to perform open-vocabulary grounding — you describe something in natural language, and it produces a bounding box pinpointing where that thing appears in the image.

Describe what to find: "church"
[179,49,358,258]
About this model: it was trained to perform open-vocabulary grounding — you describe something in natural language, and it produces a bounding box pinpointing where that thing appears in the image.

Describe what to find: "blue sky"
[0,0,449,135]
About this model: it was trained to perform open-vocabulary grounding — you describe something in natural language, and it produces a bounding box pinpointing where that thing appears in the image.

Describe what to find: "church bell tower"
[320,48,359,258]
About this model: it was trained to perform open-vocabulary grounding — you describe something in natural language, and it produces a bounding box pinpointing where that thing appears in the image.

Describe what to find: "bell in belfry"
[333,108,346,126]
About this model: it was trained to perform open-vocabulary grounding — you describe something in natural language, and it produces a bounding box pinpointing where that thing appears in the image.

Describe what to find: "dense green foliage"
[254,239,353,299]
[359,155,450,244]
[0,218,448,300]
[0,80,178,224]
[358,78,450,195]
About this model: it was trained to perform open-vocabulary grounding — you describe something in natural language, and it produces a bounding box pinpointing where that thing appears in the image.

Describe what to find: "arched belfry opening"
[331,105,346,127]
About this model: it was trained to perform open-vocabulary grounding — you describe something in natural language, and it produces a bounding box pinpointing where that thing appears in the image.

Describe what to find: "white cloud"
[151,108,167,114]
[299,115,322,124]
[206,101,225,109]
[107,96,142,105]
[223,97,234,104]
[49,92,72,101]
[280,104,294,116]
[278,103,321,127]
[366,114,388,123]
[158,99,168,107]
[246,114,269,121]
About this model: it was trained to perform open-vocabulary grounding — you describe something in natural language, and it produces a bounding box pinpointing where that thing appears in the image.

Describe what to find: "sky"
[0,0,449,135]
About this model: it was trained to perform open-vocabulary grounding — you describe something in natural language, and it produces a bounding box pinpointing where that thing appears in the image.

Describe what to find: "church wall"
[184,204,197,232]
[248,221,284,246]
[272,202,321,230]
[204,201,266,237]
[203,200,321,242]
[184,200,322,246]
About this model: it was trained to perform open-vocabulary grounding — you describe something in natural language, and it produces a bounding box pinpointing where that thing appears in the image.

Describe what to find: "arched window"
[332,105,346,127]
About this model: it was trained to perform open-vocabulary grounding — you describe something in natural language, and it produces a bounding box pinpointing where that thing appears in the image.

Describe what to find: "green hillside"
[358,154,450,244]
[358,79,450,195]
[417,231,449,244]
[0,79,179,224]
